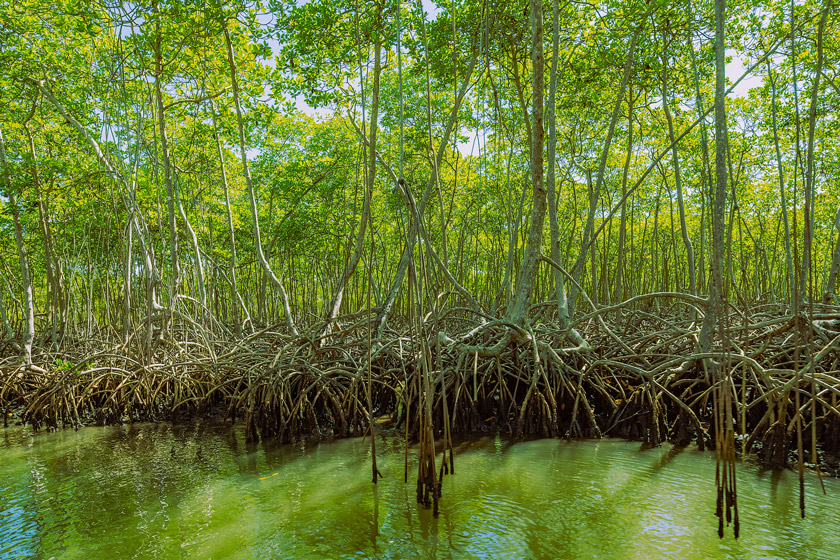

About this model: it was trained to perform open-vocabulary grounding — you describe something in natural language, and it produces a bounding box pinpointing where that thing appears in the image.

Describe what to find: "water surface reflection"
[1,423,837,559]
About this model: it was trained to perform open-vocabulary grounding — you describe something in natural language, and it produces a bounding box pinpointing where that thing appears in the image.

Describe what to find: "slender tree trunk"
[666,173,679,291]
[174,173,208,315]
[37,193,64,343]
[32,82,159,305]
[546,0,572,330]
[122,219,133,343]
[661,49,697,304]
[491,147,526,315]
[504,0,546,328]
[825,204,840,302]
[327,42,380,322]
[687,0,712,293]
[221,14,298,335]
[698,0,729,352]
[798,4,828,304]
[418,10,451,282]
[126,113,161,316]
[353,134,481,313]
[0,274,14,342]
[24,123,64,344]
[373,53,476,337]
[789,0,804,309]
[651,179,662,294]
[209,99,249,334]
[614,91,634,304]
[86,229,94,335]
[31,80,161,361]
[585,170,598,305]
[567,24,642,316]
[153,3,180,319]
[767,64,795,307]
[0,127,35,365]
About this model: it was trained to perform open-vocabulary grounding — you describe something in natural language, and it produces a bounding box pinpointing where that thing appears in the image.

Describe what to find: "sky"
[727,53,765,99]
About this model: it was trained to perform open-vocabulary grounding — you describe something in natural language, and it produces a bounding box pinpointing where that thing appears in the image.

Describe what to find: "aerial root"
[2,300,839,472]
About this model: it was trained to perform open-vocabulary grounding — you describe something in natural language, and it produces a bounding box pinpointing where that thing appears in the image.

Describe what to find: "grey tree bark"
[0,273,14,343]
[567,25,642,316]
[687,0,713,293]
[151,34,208,323]
[788,0,804,309]
[767,64,795,307]
[326,41,380,323]
[153,4,181,321]
[798,4,829,304]
[546,0,571,329]
[209,98,250,334]
[825,204,840,302]
[614,90,634,304]
[122,219,133,343]
[174,172,208,315]
[24,122,65,344]
[0,126,35,365]
[31,80,162,362]
[698,0,729,352]
[372,53,477,337]
[661,47,697,305]
[221,16,298,335]
[350,127,482,313]
[491,151,526,316]
[503,0,546,329]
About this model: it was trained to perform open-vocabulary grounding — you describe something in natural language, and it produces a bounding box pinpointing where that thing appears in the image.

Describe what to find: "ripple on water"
[3,427,840,559]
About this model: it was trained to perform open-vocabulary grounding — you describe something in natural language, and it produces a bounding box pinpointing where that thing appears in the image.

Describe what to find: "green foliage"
[0,0,837,335]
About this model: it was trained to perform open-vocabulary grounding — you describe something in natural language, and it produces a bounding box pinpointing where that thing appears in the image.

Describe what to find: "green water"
[1,422,837,559]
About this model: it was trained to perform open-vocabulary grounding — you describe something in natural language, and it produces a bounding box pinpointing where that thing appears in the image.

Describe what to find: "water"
[2,422,838,560]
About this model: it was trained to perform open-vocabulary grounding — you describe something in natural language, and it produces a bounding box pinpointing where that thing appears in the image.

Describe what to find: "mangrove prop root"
[1,303,839,479]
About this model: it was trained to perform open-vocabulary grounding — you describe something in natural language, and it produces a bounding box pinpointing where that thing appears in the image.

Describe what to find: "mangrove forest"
[2,0,840,550]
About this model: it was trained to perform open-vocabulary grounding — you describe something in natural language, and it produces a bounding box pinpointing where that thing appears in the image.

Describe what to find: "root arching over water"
[2,298,840,477]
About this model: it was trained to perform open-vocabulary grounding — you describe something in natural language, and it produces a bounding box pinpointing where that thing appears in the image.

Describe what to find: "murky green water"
[1,422,838,560]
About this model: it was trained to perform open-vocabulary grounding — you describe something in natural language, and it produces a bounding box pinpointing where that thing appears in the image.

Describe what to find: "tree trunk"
[0,273,14,343]
[825,204,840,302]
[221,13,298,335]
[491,147,526,315]
[209,99,250,334]
[798,4,828,304]
[24,123,65,344]
[352,131,481,313]
[327,42,380,322]
[174,172,208,316]
[31,79,162,362]
[687,0,713,293]
[373,53,477,337]
[698,0,729,352]
[504,0,546,328]
[153,3,180,320]
[661,48,697,304]
[0,126,35,365]
[567,25,642,316]
[788,0,804,309]
[767,64,795,307]
[614,90,634,305]
[546,0,572,329]
[122,219,133,343]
